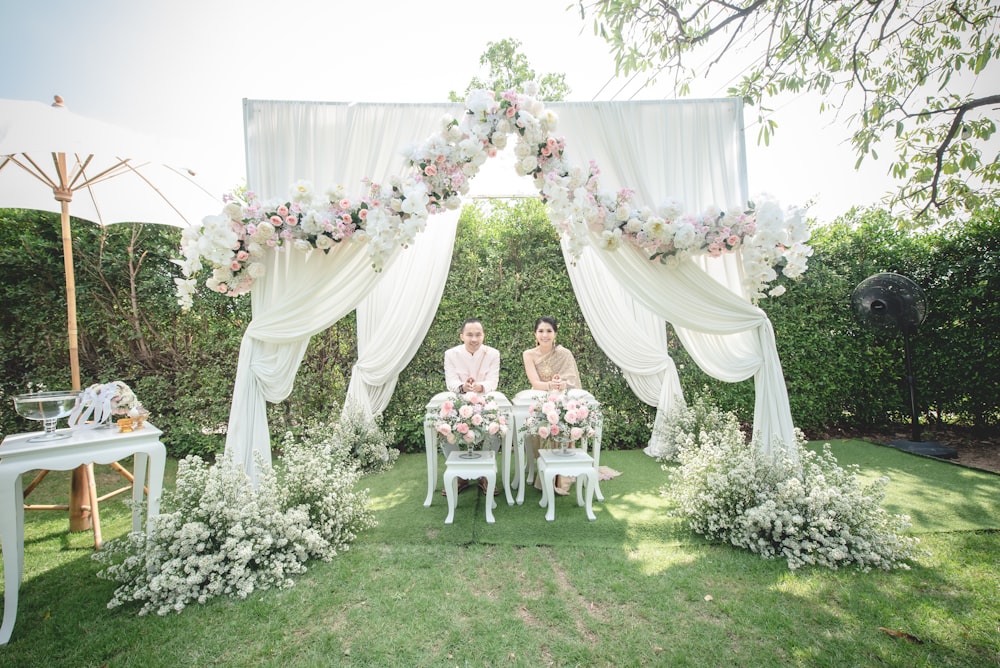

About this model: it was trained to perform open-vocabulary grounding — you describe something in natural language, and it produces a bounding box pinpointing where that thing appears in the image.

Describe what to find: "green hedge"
[1,204,997,457]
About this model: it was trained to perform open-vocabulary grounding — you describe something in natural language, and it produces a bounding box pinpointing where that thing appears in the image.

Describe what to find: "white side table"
[536,449,598,522]
[0,423,167,645]
[442,450,497,524]
[423,392,516,507]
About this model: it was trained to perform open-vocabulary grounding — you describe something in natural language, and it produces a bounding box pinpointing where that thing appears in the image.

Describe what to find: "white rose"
[315,234,334,250]
[289,180,313,203]
[599,229,622,251]
[223,202,243,221]
[465,90,495,116]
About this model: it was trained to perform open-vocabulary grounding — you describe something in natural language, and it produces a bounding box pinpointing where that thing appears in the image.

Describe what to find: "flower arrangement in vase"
[522,391,601,454]
[431,392,508,458]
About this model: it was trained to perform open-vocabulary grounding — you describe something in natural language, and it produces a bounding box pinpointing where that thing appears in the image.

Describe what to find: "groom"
[442,318,501,495]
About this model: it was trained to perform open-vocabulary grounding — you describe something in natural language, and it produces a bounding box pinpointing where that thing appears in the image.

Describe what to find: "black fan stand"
[886,323,957,459]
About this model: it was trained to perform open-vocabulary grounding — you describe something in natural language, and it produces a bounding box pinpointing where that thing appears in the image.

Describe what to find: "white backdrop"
[232,97,796,477]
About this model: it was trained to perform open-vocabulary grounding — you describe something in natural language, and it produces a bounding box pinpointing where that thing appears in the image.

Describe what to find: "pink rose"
[570,427,584,441]
[359,209,368,220]
[471,414,483,426]
[549,425,561,436]
[437,423,452,437]
[339,198,351,209]
[463,432,476,443]
[547,412,560,425]
[537,426,550,439]
[488,423,500,435]
[286,215,298,226]
[459,405,474,419]
[456,423,470,434]
[277,205,289,217]
[236,250,250,261]
[270,215,283,225]
[424,164,437,176]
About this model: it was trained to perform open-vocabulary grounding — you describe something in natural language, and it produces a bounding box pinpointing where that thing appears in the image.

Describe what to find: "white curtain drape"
[549,100,796,461]
[561,237,684,455]
[346,209,458,417]
[230,101,464,476]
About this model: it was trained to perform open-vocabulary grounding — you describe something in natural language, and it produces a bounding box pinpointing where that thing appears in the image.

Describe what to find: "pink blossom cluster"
[523,392,600,447]
[433,392,508,447]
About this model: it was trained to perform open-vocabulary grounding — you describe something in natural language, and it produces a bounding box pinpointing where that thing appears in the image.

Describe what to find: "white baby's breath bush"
[280,401,399,475]
[650,390,744,462]
[93,434,377,615]
[662,404,921,571]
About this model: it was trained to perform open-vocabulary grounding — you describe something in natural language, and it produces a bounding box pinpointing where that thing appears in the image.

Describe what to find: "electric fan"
[851,272,954,457]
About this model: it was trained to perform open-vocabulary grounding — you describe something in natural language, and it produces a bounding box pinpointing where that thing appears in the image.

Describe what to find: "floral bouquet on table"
[432,392,508,458]
[522,391,602,454]
[70,380,142,429]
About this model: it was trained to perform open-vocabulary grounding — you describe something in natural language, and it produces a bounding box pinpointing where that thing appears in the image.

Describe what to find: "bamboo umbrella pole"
[55,152,93,533]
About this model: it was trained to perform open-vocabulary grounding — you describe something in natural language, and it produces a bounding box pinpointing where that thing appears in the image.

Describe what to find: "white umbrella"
[1,96,223,538]
[0,95,222,390]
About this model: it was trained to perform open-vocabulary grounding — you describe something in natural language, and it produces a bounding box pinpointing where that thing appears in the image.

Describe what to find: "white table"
[0,423,166,645]
[511,389,604,505]
[443,450,497,524]
[423,392,517,507]
[536,449,598,522]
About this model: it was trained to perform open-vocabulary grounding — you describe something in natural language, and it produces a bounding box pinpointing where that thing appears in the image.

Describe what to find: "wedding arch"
[177,89,811,480]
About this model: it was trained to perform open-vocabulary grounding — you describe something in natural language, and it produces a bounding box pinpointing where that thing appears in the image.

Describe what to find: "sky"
[1,0,906,222]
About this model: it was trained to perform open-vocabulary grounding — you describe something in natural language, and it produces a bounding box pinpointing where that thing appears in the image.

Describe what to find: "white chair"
[443,450,497,524]
[536,448,598,521]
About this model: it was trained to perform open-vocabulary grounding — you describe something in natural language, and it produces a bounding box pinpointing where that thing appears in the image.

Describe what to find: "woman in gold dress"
[521,317,581,494]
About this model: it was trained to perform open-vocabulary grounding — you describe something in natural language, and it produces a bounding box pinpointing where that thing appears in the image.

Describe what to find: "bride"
[520,316,581,495]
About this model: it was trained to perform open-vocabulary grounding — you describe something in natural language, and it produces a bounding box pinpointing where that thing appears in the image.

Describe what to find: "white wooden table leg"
[424,423,438,508]
[485,474,496,523]
[582,470,597,521]
[501,434,514,507]
[543,470,558,522]
[443,470,458,524]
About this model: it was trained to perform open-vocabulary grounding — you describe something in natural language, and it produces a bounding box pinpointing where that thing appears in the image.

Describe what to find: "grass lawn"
[1,440,998,667]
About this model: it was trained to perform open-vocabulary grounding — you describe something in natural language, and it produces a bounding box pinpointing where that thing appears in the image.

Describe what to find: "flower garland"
[521,391,601,447]
[431,392,508,449]
[175,84,811,310]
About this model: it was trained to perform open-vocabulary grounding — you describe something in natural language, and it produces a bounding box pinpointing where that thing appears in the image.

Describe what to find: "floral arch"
[177,88,811,480]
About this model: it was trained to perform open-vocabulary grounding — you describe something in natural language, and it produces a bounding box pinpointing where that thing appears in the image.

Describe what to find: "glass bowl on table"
[12,390,82,442]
